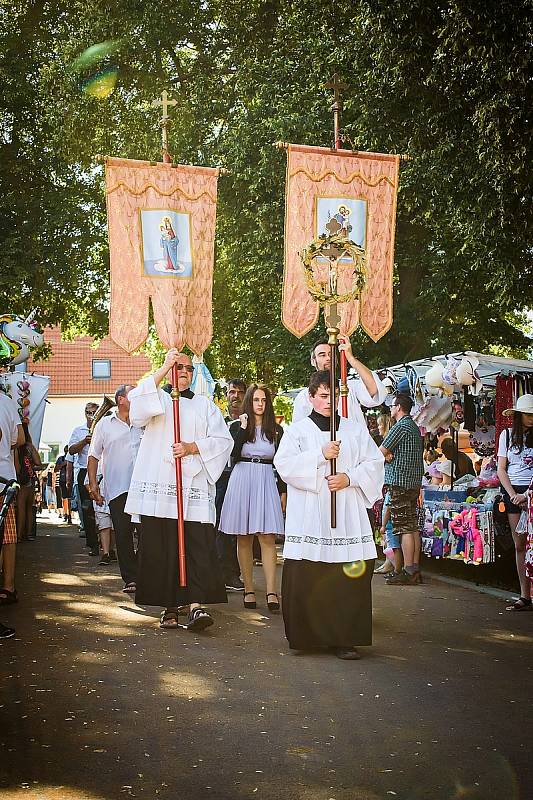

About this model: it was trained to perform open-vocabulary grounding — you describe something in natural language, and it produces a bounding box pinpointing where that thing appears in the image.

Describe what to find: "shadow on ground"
[0,515,531,799]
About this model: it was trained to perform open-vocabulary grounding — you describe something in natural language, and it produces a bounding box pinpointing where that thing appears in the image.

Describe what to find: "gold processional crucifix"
[151,90,177,163]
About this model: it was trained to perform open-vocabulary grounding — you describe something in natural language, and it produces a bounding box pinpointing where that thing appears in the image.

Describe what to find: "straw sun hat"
[502,394,533,416]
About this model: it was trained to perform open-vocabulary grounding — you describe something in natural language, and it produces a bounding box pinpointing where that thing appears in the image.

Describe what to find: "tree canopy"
[1,0,531,387]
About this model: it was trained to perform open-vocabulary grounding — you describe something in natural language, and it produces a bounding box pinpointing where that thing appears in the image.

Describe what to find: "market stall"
[378,351,533,567]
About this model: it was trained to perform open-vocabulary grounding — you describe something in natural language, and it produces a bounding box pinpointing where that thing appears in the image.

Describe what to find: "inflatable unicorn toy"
[0,311,44,366]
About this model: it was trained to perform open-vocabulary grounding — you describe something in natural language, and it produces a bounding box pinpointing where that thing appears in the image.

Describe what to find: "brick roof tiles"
[27,327,152,397]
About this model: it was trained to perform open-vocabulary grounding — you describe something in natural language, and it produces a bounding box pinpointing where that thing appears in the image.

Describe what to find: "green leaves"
[0,0,531,386]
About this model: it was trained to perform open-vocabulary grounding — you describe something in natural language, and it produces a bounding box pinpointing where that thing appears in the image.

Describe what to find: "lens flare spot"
[342,560,366,579]
[81,67,118,99]
[69,39,123,99]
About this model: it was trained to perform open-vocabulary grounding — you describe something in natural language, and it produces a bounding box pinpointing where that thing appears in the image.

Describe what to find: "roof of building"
[27,326,152,397]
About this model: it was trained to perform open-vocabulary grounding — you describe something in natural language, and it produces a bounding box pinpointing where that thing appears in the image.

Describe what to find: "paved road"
[1,516,531,800]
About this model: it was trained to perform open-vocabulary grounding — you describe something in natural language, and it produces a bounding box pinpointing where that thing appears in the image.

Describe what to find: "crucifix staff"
[326,74,350,420]
[150,89,187,587]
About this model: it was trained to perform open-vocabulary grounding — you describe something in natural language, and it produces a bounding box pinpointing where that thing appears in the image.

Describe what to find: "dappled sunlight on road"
[159,670,217,699]
[474,629,533,645]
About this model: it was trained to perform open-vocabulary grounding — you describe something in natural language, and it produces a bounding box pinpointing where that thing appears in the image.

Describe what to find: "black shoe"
[109,550,117,561]
[98,553,111,566]
[266,593,280,612]
[67,516,72,524]
[88,548,100,557]
[385,569,421,586]
[243,592,257,609]
[225,578,245,592]
[331,647,361,660]
[0,622,15,639]
[187,608,213,631]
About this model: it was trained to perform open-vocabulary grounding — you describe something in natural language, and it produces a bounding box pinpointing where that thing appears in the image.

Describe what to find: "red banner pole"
[171,365,187,587]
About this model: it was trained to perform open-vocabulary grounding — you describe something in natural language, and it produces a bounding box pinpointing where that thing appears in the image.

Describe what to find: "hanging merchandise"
[462,388,476,432]
[421,497,495,565]
[494,374,514,448]
[0,373,49,446]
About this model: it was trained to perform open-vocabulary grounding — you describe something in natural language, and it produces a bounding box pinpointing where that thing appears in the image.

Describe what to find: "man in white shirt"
[67,402,99,555]
[87,384,141,592]
[0,392,24,618]
[292,335,387,425]
[125,350,233,632]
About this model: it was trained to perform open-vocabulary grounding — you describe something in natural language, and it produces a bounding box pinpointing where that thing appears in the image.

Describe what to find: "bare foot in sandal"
[159,608,179,628]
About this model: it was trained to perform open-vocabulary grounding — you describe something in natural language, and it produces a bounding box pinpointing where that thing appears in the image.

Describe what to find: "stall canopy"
[380,351,533,389]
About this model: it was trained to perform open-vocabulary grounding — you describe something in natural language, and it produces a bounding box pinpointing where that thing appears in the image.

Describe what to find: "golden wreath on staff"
[299,233,366,305]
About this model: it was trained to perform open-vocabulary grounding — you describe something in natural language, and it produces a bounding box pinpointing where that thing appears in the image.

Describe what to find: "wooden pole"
[325,304,341,528]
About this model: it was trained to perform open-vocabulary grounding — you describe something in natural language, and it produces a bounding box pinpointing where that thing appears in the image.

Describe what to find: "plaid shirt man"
[382,415,424,489]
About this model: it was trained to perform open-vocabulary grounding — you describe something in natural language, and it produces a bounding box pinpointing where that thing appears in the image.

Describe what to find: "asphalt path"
[1,515,531,800]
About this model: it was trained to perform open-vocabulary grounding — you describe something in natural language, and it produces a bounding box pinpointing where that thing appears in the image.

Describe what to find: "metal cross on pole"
[326,73,348,150]
[151,90,177,163]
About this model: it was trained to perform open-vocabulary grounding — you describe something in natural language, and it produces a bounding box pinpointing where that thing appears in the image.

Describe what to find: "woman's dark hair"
[309,370,331,396]
[510,412,533,452]
[242,384,277,443]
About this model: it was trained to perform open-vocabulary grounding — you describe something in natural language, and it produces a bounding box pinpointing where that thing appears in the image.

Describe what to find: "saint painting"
[140,209,193,277]
[316,197,367,249]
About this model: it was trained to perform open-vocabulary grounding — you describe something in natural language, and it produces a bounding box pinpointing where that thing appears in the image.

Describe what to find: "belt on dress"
[239,457,273,464]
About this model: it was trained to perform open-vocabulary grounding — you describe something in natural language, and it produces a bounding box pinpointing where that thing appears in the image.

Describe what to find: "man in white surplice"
[274,370,384,660]
[125,349,233,632]
[292,335,387,425]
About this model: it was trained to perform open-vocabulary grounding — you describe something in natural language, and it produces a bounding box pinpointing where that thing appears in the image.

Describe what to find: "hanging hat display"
[425,363,445,393]
[442,356,461,388]
[455,355,483,395]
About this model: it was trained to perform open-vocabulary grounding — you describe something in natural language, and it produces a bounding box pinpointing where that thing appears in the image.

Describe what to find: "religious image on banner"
[140,209,193,277]
[315,197,367,256]
[105,157,219,355]
[281,143,399,342]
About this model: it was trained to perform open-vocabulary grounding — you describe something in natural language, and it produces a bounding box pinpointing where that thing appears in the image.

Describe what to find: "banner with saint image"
[105,157,219,354]
[282,143,400,342]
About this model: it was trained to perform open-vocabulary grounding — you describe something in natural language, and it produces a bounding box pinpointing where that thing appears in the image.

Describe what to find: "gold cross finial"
[151,90,177,122]
[326,73,348,105]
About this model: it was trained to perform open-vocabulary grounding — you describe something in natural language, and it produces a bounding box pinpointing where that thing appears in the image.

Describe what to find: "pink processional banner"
[105,157,219,354]
[282,143,400,342]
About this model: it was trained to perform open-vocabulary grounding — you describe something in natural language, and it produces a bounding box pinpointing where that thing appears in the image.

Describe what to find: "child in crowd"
[90,475,116,566]
[377,490,403,576]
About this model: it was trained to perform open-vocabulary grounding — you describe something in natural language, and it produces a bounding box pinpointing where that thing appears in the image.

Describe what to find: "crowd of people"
[1,338,532,650]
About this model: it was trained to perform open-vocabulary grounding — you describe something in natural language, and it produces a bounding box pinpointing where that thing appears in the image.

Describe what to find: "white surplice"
[292,372,387,426]
[125,377,233,524]
[274,416,384,563]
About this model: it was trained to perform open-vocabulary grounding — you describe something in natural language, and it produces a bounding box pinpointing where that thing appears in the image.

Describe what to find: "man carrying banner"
[125,349,233,631]
[274,370,384,659]
[292,335,387,424]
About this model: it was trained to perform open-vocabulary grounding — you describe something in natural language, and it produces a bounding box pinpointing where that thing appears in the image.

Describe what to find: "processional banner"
[282,144,400,342]
[105,157,219,354]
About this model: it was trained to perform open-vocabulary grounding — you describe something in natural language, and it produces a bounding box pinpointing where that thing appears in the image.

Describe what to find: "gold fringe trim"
[289,167,396,188]
[106,182,216,203]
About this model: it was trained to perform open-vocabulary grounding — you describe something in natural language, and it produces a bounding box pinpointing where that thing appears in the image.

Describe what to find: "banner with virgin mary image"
[281,143,400,342]
[105,157,219,354]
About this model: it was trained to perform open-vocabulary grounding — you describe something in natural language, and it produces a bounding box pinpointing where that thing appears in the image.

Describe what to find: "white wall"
[39,395,99,452]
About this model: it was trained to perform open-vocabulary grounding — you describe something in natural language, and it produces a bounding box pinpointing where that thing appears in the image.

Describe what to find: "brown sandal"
[159,609,179,628]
